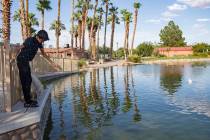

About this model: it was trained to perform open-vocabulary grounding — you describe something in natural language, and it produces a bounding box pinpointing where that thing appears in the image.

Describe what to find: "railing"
[0,46,80,112]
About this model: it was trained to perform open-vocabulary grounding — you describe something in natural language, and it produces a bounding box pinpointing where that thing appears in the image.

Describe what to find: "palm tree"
[13,10,39,37]
[74,25,79,48]
[121,9,132,60]
[74,11,83,49]
[1,0,12,111]
[49,20,66,49]
[108,5,120,59]
[70,0,75,48]
[90,0,98,53]
[102,0,110,59]
[25,0,29,36]
[87,17,99,60]
[76,0,91,50]
[19,0,28,40]
[130,2,141,55]
[96,7,104,59]
[36,0,52,30]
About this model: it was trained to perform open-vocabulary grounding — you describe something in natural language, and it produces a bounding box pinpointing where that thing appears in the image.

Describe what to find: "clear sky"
[6,0,210,49]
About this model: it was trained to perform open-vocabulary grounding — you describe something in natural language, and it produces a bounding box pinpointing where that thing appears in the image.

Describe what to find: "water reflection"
[44,63,210,140]
[160,65,183,94]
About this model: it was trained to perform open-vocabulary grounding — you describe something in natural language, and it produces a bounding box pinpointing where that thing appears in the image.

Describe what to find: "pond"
[44,62,210,140]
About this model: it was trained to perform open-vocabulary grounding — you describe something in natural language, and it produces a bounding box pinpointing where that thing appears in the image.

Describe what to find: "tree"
[102,0,110,59]
[19,0,28,40]
[90,0,98,56]
[25,0,29,36]
[49,20,66,48]
[70,0,75,48]
[73,11,83,49]
[121,9,132,60]
[13,10,39,37]
[131,2,141,55]
[0,28,2,38]
[87,17,99,60]
[108,5,120,59]
[136,42,154,57]
[36,0,52,30]
[159,21,186,47]
[96,7,104,59]
[193,43,210,53]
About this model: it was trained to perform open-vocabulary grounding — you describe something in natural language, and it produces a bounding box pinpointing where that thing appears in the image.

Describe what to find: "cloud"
[196,18,210,22]
[168,3,188,11]
[192,23,209,35]
[177,0,210,8]
[145,19,161,24]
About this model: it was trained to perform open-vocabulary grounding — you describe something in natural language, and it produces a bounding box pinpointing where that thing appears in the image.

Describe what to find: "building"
[43,48,88,59]
[154,47,193,57]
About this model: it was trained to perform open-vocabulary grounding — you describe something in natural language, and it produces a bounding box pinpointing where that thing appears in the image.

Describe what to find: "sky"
[2,0,210,50]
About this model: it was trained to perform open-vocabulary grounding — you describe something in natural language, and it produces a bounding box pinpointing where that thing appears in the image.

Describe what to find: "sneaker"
[24,100,39,108]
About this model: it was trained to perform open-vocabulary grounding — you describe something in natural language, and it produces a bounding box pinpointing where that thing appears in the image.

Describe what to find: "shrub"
[193,52,208,57]
[128,55,141,63]
[193,43,210,53]
[136,42,154,57]
[78,59,87,68]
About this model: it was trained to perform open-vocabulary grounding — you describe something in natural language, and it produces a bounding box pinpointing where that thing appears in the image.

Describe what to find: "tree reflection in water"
[45,66,142,139]
[160,65,183,95]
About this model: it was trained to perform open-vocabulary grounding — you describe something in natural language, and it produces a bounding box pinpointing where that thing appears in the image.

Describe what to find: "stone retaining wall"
[0,95,51,140]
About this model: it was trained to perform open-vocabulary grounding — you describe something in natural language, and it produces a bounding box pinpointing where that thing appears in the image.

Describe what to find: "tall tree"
[36,0,52,30]
[159,20,186,47]
[96,7,104,59]
[74,11,83,49]
[77,0,91,50]
[87,17,99,60]
[121,9,132,60]
[1,0,12,103]
[25,0,30,36]
[19,0,28,40]
[49,20,66,49]
[108,5,120,59]
[130,2,141,55]
[90,0,98,56]
[70,0,75,48]
[13,10,39,37]
[102,0,110,58]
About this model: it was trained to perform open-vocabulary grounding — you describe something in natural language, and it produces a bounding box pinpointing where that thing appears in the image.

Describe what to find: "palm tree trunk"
[75,36,78,48]
[25,0,30,37]
[19,0,27,40]
[103,1,109,59]
[90,0,98,55]
[71,0,75,48]
[78,21,82,49]
[131,9,138,55]
[92,32,97,60]
[56,0,61,50]
[109,14,115,59]
[81,0,89,50]
[2,0,11,111]
[126,23,130,57]
[123,22,127,60]
[41,10,45,30]
[97,12,103,60]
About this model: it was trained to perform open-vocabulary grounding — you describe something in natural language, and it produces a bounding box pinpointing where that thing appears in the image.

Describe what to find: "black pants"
[17,61,32,103]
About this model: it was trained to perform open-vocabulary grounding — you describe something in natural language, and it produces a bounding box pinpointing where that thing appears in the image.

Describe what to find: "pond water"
[44,62,210,140]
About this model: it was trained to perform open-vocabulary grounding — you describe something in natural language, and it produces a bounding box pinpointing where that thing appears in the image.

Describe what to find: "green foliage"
[193,52,208,57]
[159,21,186,47]
[121,9,132,23]
[134,2,142,9]
[78,59,87,68]
[114,47,125,58]
[0,28,2,38]
[128,55,141,63]
[136,42,154,57]
[98,46,110,55]
[49,20,66,35]
[192,43,210,53]
[36,0,52,12]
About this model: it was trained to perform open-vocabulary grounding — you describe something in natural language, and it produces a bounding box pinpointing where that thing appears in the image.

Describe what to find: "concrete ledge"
[0,85,52,135]
[38,71,78,82]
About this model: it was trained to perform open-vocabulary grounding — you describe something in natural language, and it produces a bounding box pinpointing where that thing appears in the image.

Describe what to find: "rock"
[11,135,21,140]
[0,134,9,140]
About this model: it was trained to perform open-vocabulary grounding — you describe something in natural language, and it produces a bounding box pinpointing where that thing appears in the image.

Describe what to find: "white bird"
[188,79,192,84]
